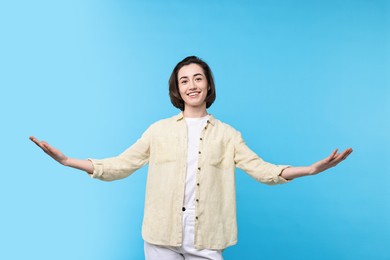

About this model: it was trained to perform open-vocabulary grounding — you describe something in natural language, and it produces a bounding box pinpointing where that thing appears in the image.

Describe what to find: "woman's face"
[177,63,208,112]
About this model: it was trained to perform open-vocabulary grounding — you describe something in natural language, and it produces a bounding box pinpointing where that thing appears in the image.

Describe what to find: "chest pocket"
[208,140,233,169]
[152,139,177,165]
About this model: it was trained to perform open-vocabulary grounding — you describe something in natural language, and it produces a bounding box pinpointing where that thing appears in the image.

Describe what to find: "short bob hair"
[169,56,216,111]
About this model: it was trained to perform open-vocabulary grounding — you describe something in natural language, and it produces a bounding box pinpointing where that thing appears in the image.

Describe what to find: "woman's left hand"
[310,148,353,175]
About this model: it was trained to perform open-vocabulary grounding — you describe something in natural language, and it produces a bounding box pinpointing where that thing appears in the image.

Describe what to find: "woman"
[30,56,352,260]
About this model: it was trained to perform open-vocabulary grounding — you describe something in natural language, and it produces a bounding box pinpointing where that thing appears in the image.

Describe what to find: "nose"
[189,80,196,89]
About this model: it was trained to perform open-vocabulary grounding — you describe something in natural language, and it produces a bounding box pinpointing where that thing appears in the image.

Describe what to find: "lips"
[187,91,201,97]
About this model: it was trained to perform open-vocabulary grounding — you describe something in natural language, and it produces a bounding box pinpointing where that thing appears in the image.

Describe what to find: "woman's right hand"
[29,136,69,165]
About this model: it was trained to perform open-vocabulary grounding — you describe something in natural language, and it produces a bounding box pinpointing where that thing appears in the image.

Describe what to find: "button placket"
[179,120,188,242]
[194,119,208,225]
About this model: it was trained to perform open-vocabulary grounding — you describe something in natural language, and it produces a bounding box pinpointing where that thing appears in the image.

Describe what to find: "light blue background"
[1,0,389,259]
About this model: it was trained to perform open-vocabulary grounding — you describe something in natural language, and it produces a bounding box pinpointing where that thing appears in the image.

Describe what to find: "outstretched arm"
[280,148,353,180]
[29,136,94,174]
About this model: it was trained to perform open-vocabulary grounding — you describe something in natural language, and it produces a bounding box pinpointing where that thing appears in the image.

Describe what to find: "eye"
[181,79,188,85]
[195,77,202,82]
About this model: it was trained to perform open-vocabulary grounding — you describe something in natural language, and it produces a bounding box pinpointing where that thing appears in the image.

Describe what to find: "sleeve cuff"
[272,165,291,184]
[87,158,104,179]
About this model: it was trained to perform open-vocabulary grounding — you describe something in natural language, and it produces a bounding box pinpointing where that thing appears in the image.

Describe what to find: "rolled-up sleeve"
[233,131,290,185]
[88,126,152,181]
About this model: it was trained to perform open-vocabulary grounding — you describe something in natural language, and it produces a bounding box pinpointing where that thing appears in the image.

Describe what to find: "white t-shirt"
[183,115,209,210]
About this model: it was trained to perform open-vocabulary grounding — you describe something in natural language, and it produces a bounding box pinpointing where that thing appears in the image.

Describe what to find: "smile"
[187,91,201,97]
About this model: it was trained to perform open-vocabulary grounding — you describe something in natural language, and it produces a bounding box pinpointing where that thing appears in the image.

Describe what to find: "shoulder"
[151,114,179,126]
[139,114,181,142]
[211,116,241,138]
[146,114,181,135]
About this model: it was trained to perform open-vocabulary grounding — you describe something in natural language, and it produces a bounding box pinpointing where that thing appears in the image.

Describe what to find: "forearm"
[280,166,315,180]
[62,157,94,175]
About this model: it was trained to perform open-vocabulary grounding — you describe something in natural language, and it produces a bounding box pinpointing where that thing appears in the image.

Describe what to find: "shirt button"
[196,199,199,202]
[200,138,203,141]
[198,167,201,171]
[196,216,199,220]
[198,151,201,154]
[197,183,200,186]
[182,207,186,212]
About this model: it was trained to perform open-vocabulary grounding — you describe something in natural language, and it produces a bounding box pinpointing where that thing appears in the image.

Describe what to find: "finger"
[29,136,41,146]
[41,141,53,153]
[33,138,50,153]
[327,149,338,162]
[340,148,353,160]
[338,148,351,159]
[332,148,352,163]
[31,138,47,151]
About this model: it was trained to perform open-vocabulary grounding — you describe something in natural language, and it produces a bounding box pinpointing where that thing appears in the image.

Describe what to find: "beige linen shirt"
[89,113,289,250]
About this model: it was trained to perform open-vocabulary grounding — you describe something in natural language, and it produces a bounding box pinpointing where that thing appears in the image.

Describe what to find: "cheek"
[203,85,209,95]
[202,81,209,92]
[178,87,187,99]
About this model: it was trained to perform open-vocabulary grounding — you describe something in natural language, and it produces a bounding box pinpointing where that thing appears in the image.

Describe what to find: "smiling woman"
[30,55,352,260]
[178,63,209,116]
[169,56,216,114]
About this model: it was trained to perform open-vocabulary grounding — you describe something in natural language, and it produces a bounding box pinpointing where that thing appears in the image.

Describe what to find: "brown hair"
[169,56,216,111]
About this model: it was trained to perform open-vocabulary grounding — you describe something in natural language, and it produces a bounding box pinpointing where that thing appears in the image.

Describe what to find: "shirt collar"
[175,112,215,126]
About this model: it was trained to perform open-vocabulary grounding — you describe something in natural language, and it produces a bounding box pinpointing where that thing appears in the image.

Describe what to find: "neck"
[183,106,208,118]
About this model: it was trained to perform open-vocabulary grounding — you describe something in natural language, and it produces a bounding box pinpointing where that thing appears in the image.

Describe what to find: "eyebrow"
[179,73,204,81]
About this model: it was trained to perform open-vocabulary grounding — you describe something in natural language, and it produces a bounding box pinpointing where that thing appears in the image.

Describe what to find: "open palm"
[29,136,68,165]
[311,148,353,174]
